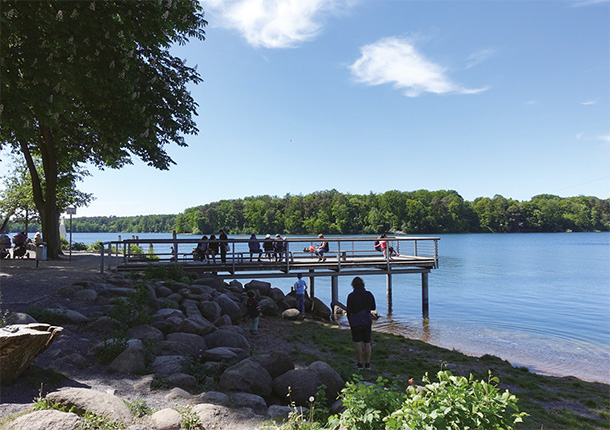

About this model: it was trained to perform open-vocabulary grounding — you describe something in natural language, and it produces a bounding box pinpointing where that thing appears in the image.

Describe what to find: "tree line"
[13,190,605,235]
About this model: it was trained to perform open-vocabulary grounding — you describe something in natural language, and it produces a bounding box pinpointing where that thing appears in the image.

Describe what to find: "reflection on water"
[374,314,610,384]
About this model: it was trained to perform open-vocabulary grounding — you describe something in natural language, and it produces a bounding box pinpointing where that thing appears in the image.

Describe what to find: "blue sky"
[59,0,610,216]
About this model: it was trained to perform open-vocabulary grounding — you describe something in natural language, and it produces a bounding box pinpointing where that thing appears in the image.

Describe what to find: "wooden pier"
[100,236,439,317]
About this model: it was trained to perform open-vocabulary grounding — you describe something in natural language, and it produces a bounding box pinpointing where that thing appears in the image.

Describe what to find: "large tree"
[0,1,207,258]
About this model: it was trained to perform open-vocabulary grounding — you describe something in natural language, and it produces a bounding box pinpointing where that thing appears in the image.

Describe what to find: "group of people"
[0,231,43,259]
[246,272,377,371]
[248,233,288,262]
[374,233,400,259]
[194,229,229,263]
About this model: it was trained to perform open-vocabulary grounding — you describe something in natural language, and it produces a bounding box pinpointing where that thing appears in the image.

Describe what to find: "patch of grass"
[125,398,152,418]
[26,306,72,326]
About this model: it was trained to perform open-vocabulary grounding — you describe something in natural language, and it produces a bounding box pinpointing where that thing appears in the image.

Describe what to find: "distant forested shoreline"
[10,190,610,235]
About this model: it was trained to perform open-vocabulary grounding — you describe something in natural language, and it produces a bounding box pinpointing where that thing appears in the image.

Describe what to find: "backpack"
[374,240,381,251]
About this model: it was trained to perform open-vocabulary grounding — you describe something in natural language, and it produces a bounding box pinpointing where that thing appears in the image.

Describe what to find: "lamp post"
[65,207,76,261]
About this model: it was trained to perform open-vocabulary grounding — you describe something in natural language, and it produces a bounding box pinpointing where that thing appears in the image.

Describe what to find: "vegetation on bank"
[9,190,609,236]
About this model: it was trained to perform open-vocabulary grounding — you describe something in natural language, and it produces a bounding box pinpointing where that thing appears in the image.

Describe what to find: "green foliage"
[178,405,203,430]
[79,412,126,430]
[71,241,88,251]
[26,306,71,326]
[94,338,128,365]
[125,398,152,418]
[66,190,609,235]
[280,387,330,430]
[385,370,528,430]
[337,376,404,430]
[143,263,191,282]
[0,293,11,328]
[107,284,151,332]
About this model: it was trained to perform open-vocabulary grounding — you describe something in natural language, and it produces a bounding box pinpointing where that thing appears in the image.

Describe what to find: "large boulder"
[231,392,268,415]
[272,369,324,406]
[150,408,183,430]
[311,297,332,320]
[281,308,301,320]
[258,297,279,316]
[0,323,63,385]
[194,277,227,292]
[125,324,164,342]
[166,332,207,358]
[45,388,133,423]
[199,301,222,322]
[308,361,345,403]
[247,352,294,378]
[9,410,81,430]
[150,355,191,377]
[181,298,203,318]
[177,315,217,336]
[245,280,271,296]
[109,344,147,374]
[204,328,250,351]
[214,294,244,321]
[268,287,285,302]
[219,359,273,397]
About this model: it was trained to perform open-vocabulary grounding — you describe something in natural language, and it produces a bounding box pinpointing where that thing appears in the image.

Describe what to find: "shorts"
[350,324,372,343]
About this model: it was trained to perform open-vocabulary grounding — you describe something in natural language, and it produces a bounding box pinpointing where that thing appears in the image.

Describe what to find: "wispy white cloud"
[202,0,348,48]
[465,48,496,69]
[581,100,597,105]
[570,0,610,8]
[349,37,487,97]
[576,132,585,139]
[599,134,610,143]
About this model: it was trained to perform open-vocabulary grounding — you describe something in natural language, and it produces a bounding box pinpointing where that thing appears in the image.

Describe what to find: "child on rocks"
[246,290,262,335]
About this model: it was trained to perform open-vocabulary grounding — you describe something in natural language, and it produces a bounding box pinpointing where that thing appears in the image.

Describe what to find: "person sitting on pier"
[263,234,274,261]
[376,234,399,260]
[273,234,285,261]
[316,234,329,262]
[195,236,209,262]
[207,234,219,263]
[248,233,262,262]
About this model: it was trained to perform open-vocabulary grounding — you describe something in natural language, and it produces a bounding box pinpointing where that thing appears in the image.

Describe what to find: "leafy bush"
[126,399,152,418]
[384,370,527,429]
[337,376,404,430]
[94,338,128,365]
[143,263,191,282]
[107,284,151,332]
[71,241,88,251]
[26,306,72,326]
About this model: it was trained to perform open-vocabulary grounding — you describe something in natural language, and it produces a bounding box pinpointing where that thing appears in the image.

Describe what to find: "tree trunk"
[19,125,61,259]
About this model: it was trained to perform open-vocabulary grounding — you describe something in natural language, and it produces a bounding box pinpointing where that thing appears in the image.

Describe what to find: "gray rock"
[125,324,164,342]
[75,288,98,302]
[109,346,146,374]
[150,319,178,335]
[165,387,193,401]
[89,316,117,334]
[0,323,63,385]
[192,402,262,429]
[155,308,185,319]
[272,369,323,406]
[133,374,155,392]
[199,301,222,322]
[177,315,217,336]
[7,312,37,325]
[150,355,190,377]
[282,308,301,320]
[258,296,279,316]
[167,282,190,293]
[156,286,174,298]
[45,387,133,423]
[166,332,207,358]
[245,280,271,296]
[227,279,244,293]
[219,359,273,397]
[9,409,81,430]
[197,390,230,406]
[267,404,295,420]
[58,284,84,297]
[312,297,332,320]
[168,372,197,391]
[166,293,183,304]
[46,308,89,324]
[248,352,294,378]
[150,408,182,430]
[201,346,249,362]
[268,287,285,302]
[181,299,202,318]
[190,282,218,296]
[231,392,267,415]
[213,314,232,327]
[308,361,345,403]
[204,329,250,351]
[214,293,244,321]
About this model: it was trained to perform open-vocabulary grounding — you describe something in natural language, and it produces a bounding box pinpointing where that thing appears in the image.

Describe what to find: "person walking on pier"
[292,273,307,316]
[347,276,376,370]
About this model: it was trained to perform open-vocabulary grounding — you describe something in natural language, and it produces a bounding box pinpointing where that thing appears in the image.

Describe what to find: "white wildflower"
[5,9,14,19]
[53,113,59,120]
[68,35,74,44]
[166,0,172,8]
[132,92,138,100]
[104,31,109,39]
[162,11,169,20]
[54,83,61,92]
[56,10,63,21]
[149,76,157,84]
[48,95,53,103]
[70,8,78,19]
[109,60,115,69]
[86,71,92,78]
[90,2,95,11]
[118,71,125,79]
[95,50,99,56]
[47,53,53,62]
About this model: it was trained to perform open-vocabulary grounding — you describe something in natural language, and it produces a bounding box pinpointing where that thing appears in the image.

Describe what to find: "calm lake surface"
[72,232,610,383]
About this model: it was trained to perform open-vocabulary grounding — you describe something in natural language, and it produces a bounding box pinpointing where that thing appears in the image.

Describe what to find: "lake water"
[72,232,610,384]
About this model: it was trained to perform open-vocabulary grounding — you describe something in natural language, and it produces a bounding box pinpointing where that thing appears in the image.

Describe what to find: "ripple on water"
[373,316,610,384]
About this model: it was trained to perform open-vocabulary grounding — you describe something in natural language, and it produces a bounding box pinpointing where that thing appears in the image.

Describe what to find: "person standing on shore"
[292,273,307,316]
[246,290,262,335]
[346,276,376,370]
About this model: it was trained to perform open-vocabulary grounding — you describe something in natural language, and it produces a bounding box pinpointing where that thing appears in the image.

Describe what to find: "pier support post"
[386,273,393,314]
[331,276,339,304]
[308,269,315,300]
[422,272,429,319]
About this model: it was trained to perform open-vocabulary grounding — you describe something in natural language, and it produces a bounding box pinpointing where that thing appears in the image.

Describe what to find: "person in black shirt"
[346,277,376,370]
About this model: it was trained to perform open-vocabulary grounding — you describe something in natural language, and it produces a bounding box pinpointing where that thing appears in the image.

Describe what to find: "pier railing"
[100,235,439,275]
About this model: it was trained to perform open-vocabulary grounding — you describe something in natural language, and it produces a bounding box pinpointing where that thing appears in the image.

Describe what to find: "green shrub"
[94,338,128,365]
[337,376,404,430]
[126,399,152,418]
[143,263,191,282]
[71,241,88,251]
[384,370,527,430]
[26,306,72,326]
[107,284,151,332]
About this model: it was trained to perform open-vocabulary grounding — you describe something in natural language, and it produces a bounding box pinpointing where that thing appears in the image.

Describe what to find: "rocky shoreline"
[0,253,346,429]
